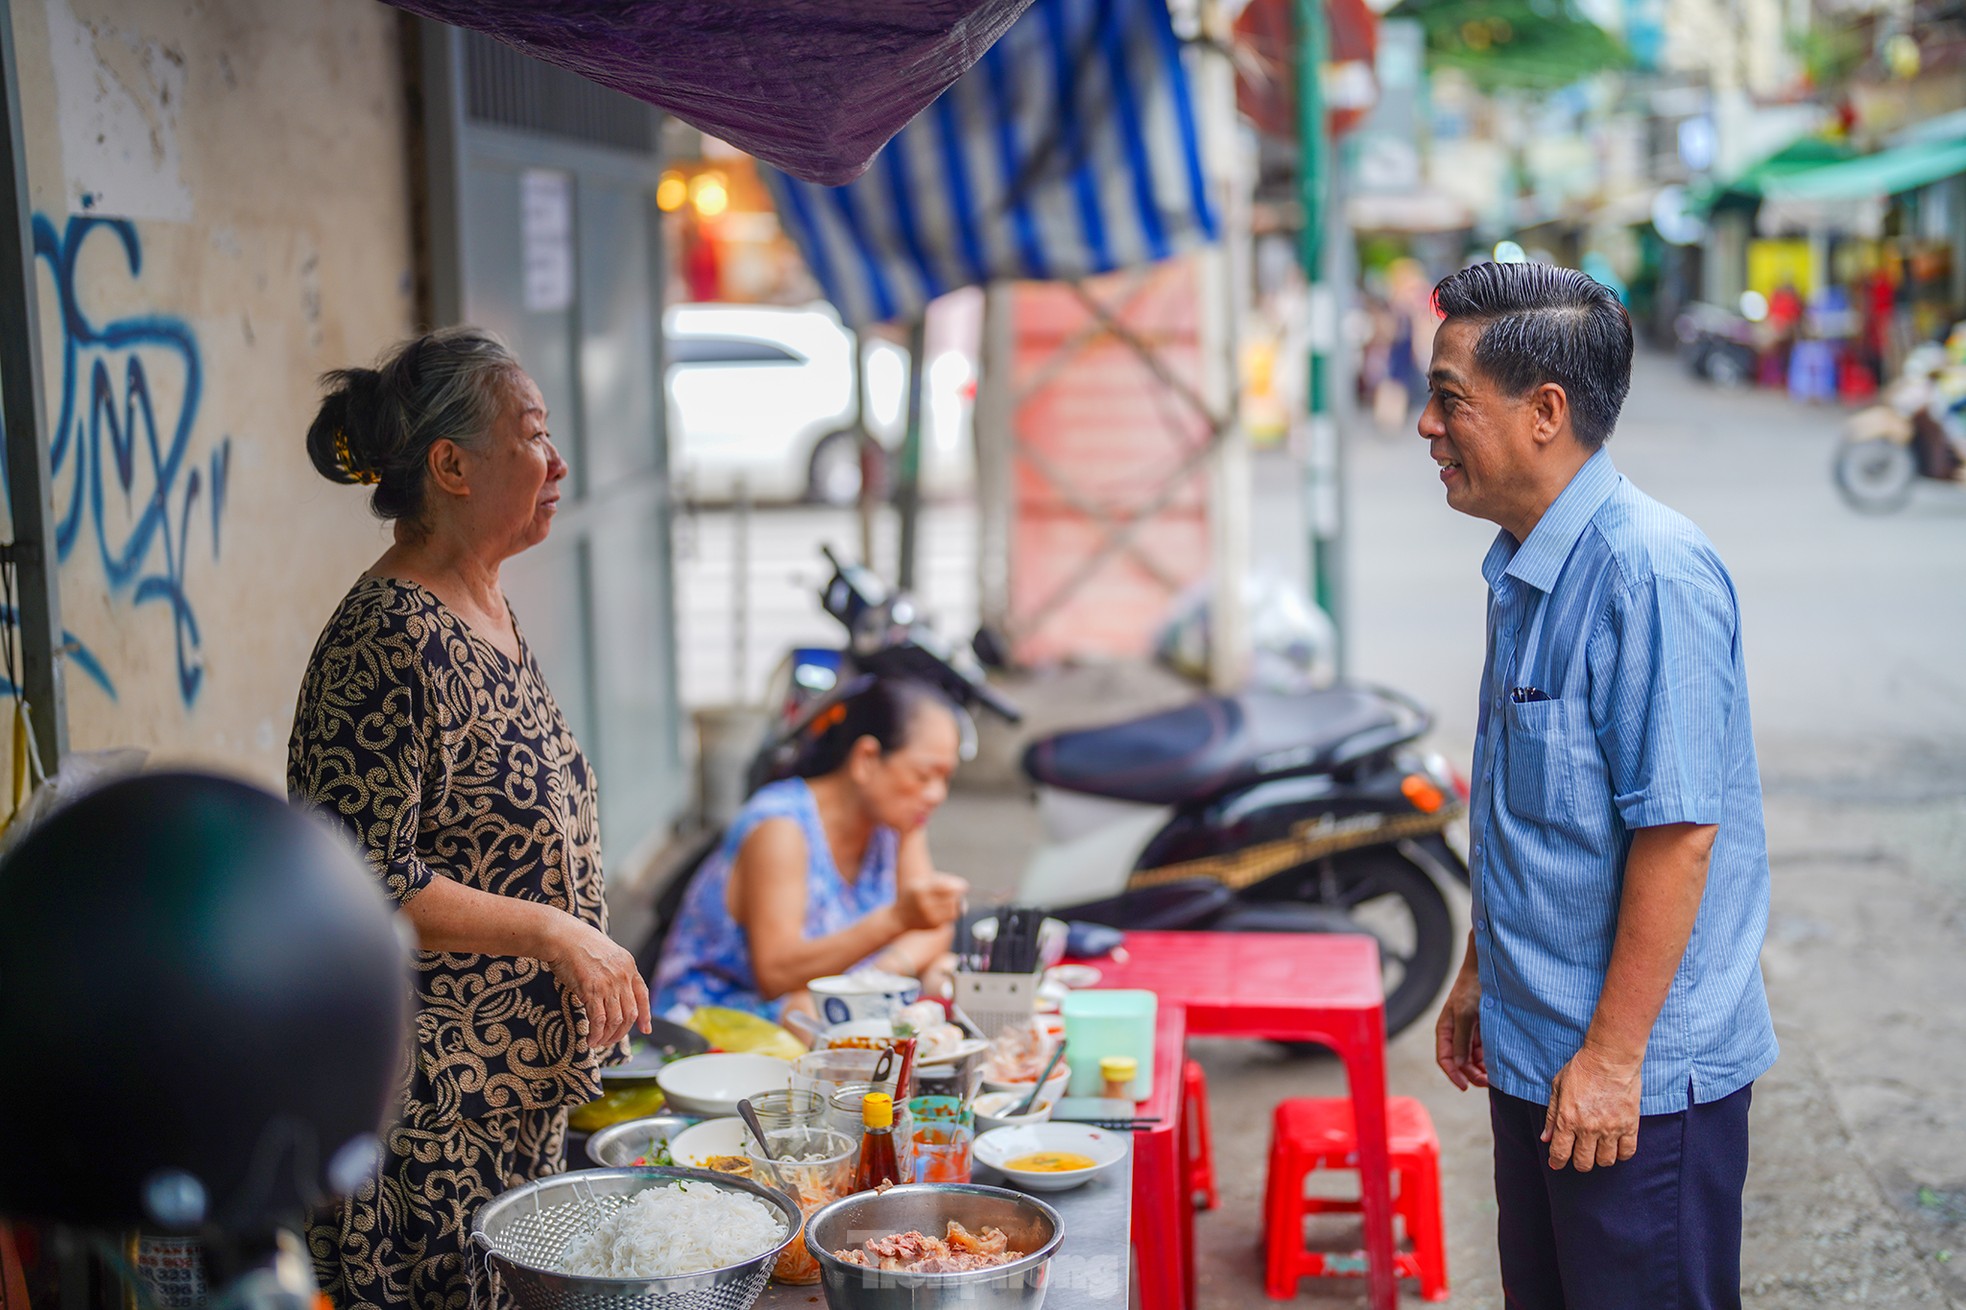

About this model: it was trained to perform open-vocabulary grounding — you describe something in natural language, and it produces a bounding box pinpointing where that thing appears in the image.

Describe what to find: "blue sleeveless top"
[653,778,900,1020]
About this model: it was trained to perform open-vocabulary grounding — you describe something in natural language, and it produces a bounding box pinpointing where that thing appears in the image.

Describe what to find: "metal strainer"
[470,1166,801,1310]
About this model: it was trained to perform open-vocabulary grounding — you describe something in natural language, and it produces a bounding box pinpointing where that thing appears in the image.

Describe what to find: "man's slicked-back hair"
[1431,263,1634,449]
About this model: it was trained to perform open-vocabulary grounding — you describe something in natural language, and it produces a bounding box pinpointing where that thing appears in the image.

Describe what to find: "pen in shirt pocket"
[1510,686,1552,703]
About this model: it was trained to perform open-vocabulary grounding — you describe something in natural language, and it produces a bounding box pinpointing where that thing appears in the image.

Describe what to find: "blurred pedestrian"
[1422,263,1777,1309]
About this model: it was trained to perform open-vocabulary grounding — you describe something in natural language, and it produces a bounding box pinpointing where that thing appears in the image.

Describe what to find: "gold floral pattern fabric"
[307,1104,568,1310]
[287,576,611,1120]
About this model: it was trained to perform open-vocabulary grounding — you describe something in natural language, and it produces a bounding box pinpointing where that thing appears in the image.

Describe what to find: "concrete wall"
[5,0,415,791]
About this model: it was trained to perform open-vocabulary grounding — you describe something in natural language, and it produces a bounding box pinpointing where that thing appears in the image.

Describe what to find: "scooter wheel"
[1227,846,1456,1046]
[1834,439,1916,514]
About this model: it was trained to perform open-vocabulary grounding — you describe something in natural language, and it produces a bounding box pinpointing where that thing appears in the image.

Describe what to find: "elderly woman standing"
[288,328,649,1310]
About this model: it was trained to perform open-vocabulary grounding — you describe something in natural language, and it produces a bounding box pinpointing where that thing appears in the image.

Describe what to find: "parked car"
[664,303,903,505]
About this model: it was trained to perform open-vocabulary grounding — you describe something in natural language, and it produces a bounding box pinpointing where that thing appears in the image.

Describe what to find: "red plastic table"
[1087,931,1396,1310]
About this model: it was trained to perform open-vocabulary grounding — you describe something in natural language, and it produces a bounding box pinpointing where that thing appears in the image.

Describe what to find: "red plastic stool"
[1182,1060,1218,1210]
[1264,1095,1448,1302]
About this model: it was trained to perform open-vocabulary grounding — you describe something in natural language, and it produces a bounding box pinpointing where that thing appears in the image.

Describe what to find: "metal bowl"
[584,1114,693,1168]
[802,1183,1064,1309]
[471,1166,801,1310]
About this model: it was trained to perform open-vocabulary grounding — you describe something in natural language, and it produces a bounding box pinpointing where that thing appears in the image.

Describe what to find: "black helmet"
[0,773,411,1239]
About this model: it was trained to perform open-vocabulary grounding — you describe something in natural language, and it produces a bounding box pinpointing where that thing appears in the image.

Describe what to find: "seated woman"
[654,678,971,1021]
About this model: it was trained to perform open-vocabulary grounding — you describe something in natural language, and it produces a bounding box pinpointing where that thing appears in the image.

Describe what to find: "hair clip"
[333,430,380,486]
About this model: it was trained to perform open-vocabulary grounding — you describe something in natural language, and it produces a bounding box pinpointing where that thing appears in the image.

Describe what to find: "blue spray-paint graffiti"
[0,214,232,707]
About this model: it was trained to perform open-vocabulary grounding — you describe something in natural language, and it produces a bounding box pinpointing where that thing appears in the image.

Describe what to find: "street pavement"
[673,349,1966,1306]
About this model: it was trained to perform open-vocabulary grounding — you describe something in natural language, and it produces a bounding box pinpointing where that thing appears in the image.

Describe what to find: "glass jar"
[827,1081,913,1179]
[741,1088,825,1147]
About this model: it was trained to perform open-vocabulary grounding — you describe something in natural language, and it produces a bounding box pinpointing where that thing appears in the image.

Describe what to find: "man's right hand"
[896,872,969,932]
[1434,957,1489,1091]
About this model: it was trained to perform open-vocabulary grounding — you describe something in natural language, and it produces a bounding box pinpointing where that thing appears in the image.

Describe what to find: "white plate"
[981,1067,1070,1107]
[974,1122,1127,1192]
[917,1037,991,1066]
[1045,964,1103,990]
[656,1052,792,1119]
[816,1020,988,1068]
[972,1090,1058,1135]
[666,1117,754,1168]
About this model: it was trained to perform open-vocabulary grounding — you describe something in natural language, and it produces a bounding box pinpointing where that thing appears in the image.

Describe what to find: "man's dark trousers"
[1490,1083,1752,1309]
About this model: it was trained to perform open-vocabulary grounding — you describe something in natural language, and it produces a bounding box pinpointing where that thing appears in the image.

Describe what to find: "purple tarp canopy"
[386,0,1039,185]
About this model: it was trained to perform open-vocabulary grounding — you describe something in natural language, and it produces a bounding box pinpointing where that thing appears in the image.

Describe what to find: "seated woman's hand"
[539,915,651,1049]
[896,872,968,932]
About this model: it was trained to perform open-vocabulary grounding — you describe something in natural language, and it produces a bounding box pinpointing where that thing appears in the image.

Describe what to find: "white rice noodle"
[559,1180,785,1279]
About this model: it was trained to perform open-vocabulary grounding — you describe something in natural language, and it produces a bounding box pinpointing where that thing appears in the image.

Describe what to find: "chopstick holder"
[952,969,1039,1040]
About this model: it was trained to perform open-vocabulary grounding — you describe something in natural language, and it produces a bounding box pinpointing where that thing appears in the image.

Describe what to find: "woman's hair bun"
[304,366,390,488]
[794,677,960,779]
[303,328,522,524]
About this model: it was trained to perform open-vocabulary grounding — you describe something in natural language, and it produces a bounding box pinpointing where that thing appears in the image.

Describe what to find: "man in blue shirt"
[1425,263,1778,1308]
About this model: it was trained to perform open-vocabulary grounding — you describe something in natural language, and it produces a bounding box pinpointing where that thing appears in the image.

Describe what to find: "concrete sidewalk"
[926,661,1963,1308]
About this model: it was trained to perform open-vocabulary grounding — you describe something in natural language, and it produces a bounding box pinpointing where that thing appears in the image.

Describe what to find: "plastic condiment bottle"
[853,1091,902,1191]
[1099,1055,1139,1101]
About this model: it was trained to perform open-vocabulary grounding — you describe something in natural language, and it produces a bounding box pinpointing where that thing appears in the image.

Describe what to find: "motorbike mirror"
[972,625,1009,671]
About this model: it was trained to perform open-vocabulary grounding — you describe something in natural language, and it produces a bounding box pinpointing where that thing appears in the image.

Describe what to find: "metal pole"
[973,282,1015,637]
[1295,0,1345,677]
[895,317,927,593]
[733,474,750,704]
[1198,0,1250,694]
[0,0,68,772]
[853,328,876,568]
[415,19,467,327]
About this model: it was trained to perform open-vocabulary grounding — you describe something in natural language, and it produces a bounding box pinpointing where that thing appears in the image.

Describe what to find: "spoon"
[1014,1038,1067,1116]
[736,1098,786,1180]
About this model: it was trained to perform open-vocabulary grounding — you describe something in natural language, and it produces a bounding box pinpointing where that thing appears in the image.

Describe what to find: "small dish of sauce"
[1004,1151,1097,1173]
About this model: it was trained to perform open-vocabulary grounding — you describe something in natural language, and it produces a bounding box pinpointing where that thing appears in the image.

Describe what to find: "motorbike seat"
[1022,687,1408,806]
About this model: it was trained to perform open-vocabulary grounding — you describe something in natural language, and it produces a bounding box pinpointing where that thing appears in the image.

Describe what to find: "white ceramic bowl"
[974,1122,1127,1193]
[972,1090,1057,1135]
[655,1052,792,1119]
[809,972,921,1026]
[980,1065,1070,1110]
[665,1116,755,1167]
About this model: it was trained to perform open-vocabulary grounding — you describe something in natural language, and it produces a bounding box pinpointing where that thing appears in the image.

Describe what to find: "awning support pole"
[1198,0,1251,694]
[896,316,927,593]
[973,282,1015,638]
[1297,0,1348,676]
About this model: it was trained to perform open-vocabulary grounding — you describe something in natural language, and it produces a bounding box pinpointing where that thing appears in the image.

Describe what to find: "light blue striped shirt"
[1469,448,1778,1114]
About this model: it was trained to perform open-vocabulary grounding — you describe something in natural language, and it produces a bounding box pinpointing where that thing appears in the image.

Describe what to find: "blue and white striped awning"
[764,0,1219,328]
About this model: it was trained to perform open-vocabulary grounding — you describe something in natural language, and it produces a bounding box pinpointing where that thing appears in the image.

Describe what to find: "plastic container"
[1099,1055,1138,1100]
[1060,989,1157,1100]
[751,1126,857,1285]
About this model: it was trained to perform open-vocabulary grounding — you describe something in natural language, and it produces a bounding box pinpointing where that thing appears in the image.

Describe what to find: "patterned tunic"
[288,575,613,1120]
[290,576,614,1309]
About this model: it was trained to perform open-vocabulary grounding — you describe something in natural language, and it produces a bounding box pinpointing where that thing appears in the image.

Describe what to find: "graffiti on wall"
[0,214,232,707]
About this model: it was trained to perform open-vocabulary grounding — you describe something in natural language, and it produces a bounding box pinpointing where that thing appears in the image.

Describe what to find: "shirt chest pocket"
[1502,697,1598,838]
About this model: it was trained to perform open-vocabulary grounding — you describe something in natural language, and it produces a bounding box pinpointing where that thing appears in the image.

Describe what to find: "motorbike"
[1834,336,1966,514]
[1674,302,1760,389]
[637,547,1472,1040]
